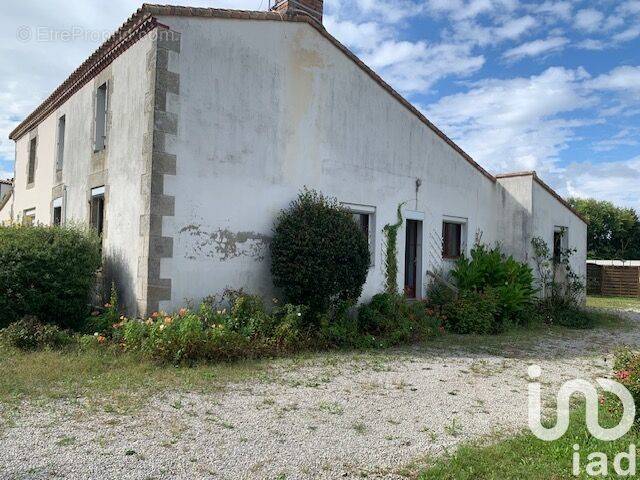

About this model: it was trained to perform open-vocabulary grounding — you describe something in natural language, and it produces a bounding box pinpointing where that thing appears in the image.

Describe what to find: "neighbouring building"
[0,179,13,225]
[4,2,587,316]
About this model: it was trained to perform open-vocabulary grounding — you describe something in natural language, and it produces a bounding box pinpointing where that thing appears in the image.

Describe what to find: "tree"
[270,189,370,313]
[568,198,640,260]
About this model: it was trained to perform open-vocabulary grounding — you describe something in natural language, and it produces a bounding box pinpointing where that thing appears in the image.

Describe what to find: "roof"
[0,179,12,186]
[9,3,579,218]
[495,171,588,224]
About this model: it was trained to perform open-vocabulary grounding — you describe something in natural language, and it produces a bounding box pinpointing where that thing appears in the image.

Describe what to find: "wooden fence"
[587,263,640,297]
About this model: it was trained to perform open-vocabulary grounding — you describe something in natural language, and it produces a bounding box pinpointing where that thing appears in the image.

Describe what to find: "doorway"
[404,219,422,298]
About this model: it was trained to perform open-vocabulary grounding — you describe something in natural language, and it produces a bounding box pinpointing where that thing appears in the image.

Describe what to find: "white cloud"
[613,24,640,42]
[503,36,569,60]
[592,128,639,152]
[529,1,572,21]
[574,8,604,32]
[425,67,593,174]
[494,15,537,40]
[326,16,485,94]
[577,38,606,50]
[588,66,640,94]
[563,157,640,211]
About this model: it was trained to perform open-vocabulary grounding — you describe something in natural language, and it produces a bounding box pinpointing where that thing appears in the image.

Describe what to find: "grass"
[587,295,640,311]
[420,401,639,479]
[0,344,270,410]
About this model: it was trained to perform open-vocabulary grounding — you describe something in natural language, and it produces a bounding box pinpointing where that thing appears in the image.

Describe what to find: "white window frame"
[342,202,376,267]
[56,115,66,172]
[442,215,468,260]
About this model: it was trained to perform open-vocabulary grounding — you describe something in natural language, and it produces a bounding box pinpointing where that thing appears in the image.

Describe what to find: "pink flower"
[615,370,630,381]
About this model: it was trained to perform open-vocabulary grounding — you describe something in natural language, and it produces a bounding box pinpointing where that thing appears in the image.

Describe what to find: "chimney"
[272,0,323,24]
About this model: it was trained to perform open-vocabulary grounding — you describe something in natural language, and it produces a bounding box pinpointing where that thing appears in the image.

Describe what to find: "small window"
[342,203,376,266]
[553,227,568,263]
[56,116,66,172]
[27,137,37,184]
[52,197,63,226]
[90,186,105,235]
[94,83,108,151]
[442,221,463,259]
[23,208,36,226]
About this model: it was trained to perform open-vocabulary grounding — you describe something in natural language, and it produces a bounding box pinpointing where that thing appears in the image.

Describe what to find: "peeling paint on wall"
[179,224,270,261]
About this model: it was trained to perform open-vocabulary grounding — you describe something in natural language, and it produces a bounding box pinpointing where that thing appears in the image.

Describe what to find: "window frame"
[52,197,63,226]
[94,82,108,152]
[23,208,36,226]
[341,203,376,267]
[442,217,467,260]
[27,136,37,185]
[553,226,568,263]
[89,186,105,236]
[56,115,66,172]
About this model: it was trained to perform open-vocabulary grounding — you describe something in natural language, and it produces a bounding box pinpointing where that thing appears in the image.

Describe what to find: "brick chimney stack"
[272,0,323,24]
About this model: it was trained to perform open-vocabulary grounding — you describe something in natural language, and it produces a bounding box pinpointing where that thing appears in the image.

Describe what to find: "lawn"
[420,402,637,480]
[587,295,640,311]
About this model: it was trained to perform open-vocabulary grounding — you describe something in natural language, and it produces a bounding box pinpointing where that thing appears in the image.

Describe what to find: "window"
[94,83,108,151]
[442,221,463,259]
[342,203,376,266]
[27,137,37,184]
[52,197,62,226]
[553,227,568,263]
[23,208,35,226]
[56,115,66,172]
[90,186,105,235]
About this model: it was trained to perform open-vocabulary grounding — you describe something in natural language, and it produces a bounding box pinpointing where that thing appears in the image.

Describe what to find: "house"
[5,2,587,316]
[0,179,13,225]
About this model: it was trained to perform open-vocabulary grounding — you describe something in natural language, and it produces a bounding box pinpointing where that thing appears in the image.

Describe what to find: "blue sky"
[1,0,639,209]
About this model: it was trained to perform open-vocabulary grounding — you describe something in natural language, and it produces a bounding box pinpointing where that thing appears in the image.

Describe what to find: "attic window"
[94,83,108,151]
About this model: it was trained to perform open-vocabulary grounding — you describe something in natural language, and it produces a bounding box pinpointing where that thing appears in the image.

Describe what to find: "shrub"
[443,289,499,334]
[119,293,308,364]
[356,293,441,346]
[82,283,121,335]
[613,347,640,421]
[1,316,72,350]
[0,224,101,329]
[450,243,535,331]
[270,189,370,313]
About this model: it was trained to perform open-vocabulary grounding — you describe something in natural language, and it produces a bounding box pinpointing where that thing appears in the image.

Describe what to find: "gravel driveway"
[2,310,639,480]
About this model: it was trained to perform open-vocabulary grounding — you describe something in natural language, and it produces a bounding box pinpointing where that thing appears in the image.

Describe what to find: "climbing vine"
[382,202,406,294]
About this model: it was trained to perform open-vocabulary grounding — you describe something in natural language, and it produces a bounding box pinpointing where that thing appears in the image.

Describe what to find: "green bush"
[1,316,73,350]
[120,294,308,364]
[356,293,441,346]
[613,347,640,421]
[270,189,370,313]
[0,224,101,329]
[450,243,535,332]
[443,289,499,334]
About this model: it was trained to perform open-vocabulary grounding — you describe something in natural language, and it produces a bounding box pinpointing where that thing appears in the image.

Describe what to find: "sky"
[1,0,639,210]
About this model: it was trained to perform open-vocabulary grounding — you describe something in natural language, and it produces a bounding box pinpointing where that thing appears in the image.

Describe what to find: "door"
[404,220,420,298]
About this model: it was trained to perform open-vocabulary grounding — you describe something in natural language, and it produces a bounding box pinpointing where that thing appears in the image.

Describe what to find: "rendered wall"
[156,16,499,311]
[10,34,156,313]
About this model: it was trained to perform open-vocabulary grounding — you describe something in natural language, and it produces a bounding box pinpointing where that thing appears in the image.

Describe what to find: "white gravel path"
[2,310,639,480]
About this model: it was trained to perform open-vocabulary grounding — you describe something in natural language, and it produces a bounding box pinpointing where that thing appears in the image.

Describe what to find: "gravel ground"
[2,310,640,480]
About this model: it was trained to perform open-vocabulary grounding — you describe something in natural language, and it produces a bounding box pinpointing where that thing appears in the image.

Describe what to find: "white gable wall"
[157,16,499,309]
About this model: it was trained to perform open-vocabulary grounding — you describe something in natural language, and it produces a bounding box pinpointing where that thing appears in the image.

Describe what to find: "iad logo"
[528,365,637,477]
